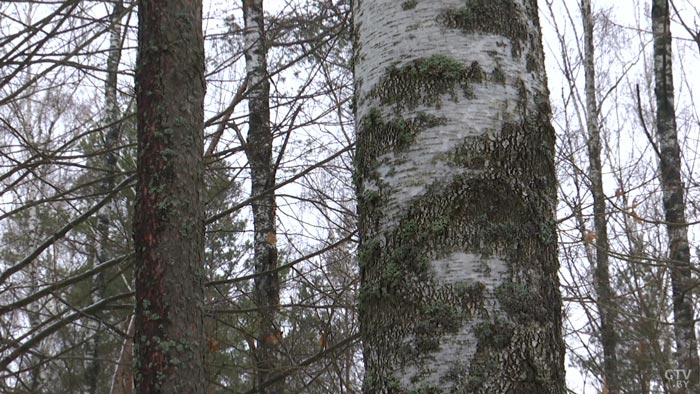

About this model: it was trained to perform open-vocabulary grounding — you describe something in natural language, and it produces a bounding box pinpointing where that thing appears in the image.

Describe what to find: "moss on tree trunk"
[354,1,565,392]
[133,0,207,392]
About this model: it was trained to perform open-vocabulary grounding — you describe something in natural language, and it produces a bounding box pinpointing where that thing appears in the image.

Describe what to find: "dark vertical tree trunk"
[133,0,207,392]
[651,1,700,392]
[243,0,282,392]
[353,0,565,392]
[581,1,619,393]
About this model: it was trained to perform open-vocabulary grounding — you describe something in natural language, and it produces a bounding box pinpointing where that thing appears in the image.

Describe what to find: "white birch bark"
[243,0,283,392]
[88,2,124,392]
[354,0,565,392]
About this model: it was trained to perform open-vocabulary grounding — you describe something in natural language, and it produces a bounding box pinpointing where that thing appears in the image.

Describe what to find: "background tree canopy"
[1,0,699,393]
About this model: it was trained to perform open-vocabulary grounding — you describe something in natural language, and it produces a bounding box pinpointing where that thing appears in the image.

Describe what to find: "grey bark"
[109,317,134,394]
[651,0,700,392]
[87,2,124,392]
[243,0,283,392]
[133,0,207,392]
[580,1,620,393]
[353,0,565,392]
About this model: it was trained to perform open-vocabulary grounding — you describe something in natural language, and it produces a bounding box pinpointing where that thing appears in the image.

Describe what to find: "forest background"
[1,0,699,393]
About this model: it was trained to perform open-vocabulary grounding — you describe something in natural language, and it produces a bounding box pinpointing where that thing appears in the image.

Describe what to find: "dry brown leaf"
[584,230,598,243]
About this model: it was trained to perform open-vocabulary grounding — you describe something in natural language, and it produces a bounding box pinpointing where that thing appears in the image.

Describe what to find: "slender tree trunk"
[26,257,43,393]
[87,2,124,392]
[243,0,282,392]
[581,1,620,393]
[353,1,565,392]
[109,317,134,394]
[651,1,700,392]
[133,0,207,392]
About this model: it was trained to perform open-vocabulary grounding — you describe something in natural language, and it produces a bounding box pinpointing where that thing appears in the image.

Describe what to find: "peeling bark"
[651,1,700,392]
[133,0,207,392]
[354,0,565,392]
[243,0,283,392]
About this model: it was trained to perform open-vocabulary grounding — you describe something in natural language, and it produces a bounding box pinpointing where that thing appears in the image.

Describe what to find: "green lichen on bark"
[358,101,559,304]
[354,108,446,227]
[491,65,506,84]
[526,52,538,72]
[496,282,550,322]
[359,176,508,391]
[402,0,418,10]
[378,377,443,394]
[134,0,207,391]
[353,0,566,391]
[447,135,491,169]
[360,108,446,157]
[359,202,487,386]
[439,0,529,56]
[466,319,563,393]
[367,55,486,110]
[474,316,514,349]
[358,87,560,391]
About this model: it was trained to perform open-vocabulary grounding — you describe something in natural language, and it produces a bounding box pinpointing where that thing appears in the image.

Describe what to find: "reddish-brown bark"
[133,0,207,392]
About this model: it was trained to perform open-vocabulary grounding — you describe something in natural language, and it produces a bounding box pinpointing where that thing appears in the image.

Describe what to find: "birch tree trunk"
[87,2,124,392]
[109,318,134,394]
[353,0,565,392]
[651,1,700,391]
[581,1,619,392]
[243,0,282,392]
[133,0,207,392]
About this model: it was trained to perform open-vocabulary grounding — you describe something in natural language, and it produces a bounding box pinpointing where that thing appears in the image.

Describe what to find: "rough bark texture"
[581,1,619,393]
[133,0,207,392]
[651,1,700,392]
[353,0,565,392]
[243,0,282,392]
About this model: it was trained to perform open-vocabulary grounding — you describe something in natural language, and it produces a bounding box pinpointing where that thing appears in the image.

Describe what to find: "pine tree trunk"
[353,0,565,392]
[581,1,619,392]
[243,0,282,392]
[651,1,700,392]
[133,0,207,392]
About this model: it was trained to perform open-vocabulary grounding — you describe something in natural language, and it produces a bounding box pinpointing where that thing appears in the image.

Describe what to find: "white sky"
[540,0,700,392]
[2,0,699,392]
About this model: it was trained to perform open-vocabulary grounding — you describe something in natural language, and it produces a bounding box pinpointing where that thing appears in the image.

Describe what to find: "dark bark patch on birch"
[402,0,418,11]
[366,55,487,110]
[357,109,446,174]
[357,88,561,391]
[439,0,528,57]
